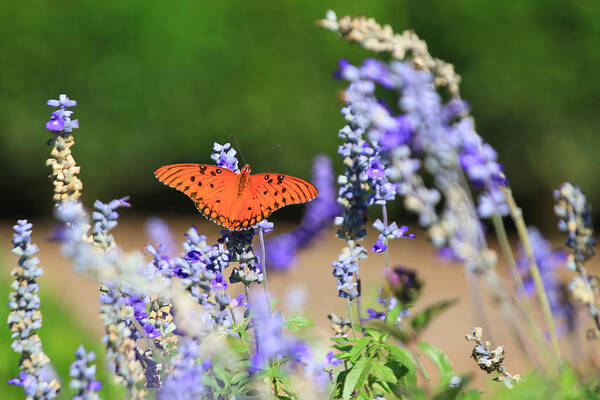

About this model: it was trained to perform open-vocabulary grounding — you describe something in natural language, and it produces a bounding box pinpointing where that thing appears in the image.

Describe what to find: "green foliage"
[331,328,422,399]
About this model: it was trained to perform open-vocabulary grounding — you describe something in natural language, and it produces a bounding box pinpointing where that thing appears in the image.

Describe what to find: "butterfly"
[154,163,318,231]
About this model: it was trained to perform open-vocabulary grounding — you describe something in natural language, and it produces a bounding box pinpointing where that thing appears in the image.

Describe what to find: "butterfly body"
[154,163,318,230]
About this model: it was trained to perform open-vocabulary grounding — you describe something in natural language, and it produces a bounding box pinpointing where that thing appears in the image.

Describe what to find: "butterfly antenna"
[229,135,247,165]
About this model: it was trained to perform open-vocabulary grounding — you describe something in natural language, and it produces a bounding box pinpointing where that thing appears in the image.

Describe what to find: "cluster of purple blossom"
[336,57,508,223]
[45,94,79,134]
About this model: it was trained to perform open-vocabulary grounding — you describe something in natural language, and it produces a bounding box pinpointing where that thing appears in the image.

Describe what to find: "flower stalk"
[502,187,561,361]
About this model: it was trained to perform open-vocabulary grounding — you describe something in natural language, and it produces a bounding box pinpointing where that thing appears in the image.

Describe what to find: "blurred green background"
[1,0,599,225]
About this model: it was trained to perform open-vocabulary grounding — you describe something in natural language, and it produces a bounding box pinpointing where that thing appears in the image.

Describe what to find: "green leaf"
[418,341,454,387]
[212,365,230,387]
[348,337,370,362]
[410,298,458,337]
[332,343,353,352]
[364,326,384,340]
[371,362,398,384]
[343,359,372,400]
[284,315,315,332]
[387,347,417,389]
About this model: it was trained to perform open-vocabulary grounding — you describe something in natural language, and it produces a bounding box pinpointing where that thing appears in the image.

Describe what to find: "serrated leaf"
[349,337,370,362]
[418,341,454,387]
[284,315,315,332]
[343,359,372,400]
[410,298,457,336]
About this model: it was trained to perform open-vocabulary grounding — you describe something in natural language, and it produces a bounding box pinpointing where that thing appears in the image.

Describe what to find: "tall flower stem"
[258,229,271,312]
[354,270,365,333]
[347,240,365,333]
[502,187,561,361]
[491,214,557,367]
[491,215,527,298]
[348,302,358,339]
[381,204,392,323]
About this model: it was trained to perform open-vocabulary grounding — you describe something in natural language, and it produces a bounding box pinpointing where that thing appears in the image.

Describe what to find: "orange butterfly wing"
[230,173,318,229]
[155,164,318,231]
[154,163,239,228]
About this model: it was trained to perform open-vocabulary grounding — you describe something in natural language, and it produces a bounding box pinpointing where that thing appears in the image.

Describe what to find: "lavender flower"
[159,339,206,399]
[177,244,230,309]
[365,294,410,326]
[332,244,366,300]
[45,94,83,204]
[145,244,175,278]
[91,197,131,249]
[254,219,274,233]
[554,183,596,270]
[45,94,79,134]
[455,118,508,217]
[372,219,414,253]
[99,288,145,396]
[220,229,263,285]
[266,155,341,270]
[145,217,177,256]
[210,142,240,173]
[8,220,61,398]
[554,183,598,331]
[8,371,59,400]
[69,345,102,400]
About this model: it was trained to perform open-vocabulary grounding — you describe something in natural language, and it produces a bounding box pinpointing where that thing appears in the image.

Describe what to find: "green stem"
[491,214,527,298]
[381,204,391,324]
[347,240,365,333]
[348,301,358,339]
[258,229,271,312]
[491,214,557,367]
[502,187,561,362]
